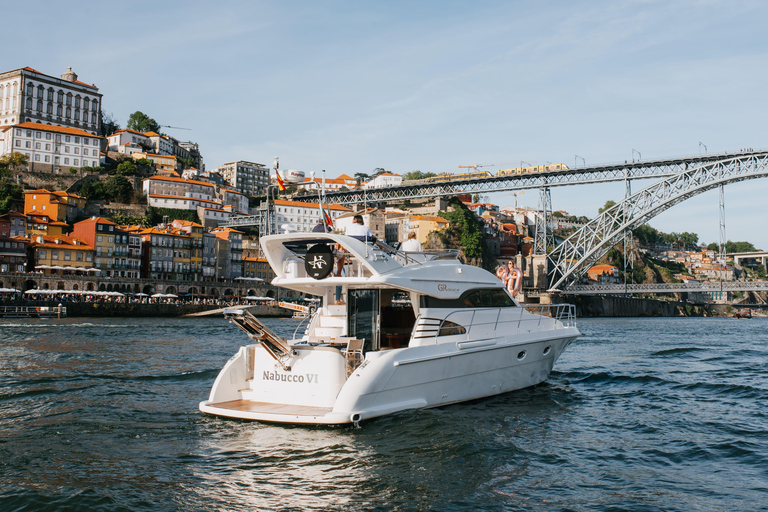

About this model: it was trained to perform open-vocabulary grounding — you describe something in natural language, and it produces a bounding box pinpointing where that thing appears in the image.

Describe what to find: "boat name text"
[437,283,459,292]
[263,371,319,384]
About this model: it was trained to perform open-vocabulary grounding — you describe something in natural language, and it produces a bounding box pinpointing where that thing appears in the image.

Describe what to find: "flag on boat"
[319,202,333,227]
[275,169,286,191]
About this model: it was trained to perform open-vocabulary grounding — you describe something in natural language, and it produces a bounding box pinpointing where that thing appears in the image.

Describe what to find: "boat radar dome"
[283,169,305,183]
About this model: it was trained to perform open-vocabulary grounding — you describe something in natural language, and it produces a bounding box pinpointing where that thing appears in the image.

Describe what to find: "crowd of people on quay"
[0,288,279,307]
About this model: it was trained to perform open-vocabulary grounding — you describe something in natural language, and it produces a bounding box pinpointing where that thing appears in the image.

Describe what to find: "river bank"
[557,294,766,317]
[0,299,292,318]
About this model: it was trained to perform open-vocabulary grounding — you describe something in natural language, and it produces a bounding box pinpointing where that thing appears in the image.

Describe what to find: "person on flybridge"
[400,231,422,252]
[345,214,390,251]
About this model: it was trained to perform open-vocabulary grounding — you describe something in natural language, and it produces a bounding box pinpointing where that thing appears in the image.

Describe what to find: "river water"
[1,315,766,511]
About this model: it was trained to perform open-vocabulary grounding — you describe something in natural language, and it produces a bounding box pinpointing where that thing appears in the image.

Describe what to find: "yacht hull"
[199,327,579,425]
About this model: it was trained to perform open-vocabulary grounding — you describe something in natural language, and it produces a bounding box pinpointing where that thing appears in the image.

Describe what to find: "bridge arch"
[548,153,768,290]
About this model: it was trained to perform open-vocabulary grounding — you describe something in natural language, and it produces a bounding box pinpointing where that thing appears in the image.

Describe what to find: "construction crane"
[513,190,525,209]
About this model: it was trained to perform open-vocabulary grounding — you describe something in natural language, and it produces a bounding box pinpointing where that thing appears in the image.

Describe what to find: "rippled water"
[1,316,766,511]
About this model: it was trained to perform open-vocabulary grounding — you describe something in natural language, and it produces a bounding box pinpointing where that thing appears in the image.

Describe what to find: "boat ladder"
[224,308,295,370]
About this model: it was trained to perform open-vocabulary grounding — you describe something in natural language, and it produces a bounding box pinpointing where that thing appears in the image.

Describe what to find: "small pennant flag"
[275,170,286,191]
[320,202,333,227]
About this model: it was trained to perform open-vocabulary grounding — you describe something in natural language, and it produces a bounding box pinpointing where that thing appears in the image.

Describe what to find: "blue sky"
[7,0,768,248]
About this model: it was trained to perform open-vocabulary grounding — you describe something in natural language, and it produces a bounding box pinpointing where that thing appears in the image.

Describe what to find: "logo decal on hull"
[263,371,319,384]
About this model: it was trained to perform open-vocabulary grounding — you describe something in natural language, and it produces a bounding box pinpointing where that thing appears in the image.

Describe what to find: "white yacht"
[199,233,579,425]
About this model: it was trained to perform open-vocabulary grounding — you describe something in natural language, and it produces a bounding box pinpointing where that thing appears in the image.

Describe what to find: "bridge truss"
[563,281,768,295]
[547,152,768,291]
[289,151,761,206]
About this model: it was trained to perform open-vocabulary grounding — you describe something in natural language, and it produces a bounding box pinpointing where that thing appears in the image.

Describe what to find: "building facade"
[0,66,102,135]
[217,161,269,197]
[2,123,104,173]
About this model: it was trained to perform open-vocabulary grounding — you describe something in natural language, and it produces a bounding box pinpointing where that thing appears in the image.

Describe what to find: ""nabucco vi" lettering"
[263,371,319,384]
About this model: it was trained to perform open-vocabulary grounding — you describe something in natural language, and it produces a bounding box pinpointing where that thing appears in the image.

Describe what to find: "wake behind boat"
[199,233,580,424]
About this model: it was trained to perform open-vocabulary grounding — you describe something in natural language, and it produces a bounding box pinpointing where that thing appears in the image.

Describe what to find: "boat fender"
[304,244,334,279]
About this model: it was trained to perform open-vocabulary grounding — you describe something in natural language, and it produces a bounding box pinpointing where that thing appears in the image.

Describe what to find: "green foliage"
[707,240,757,253]
[104,176,134,203]
[0,179,24,214]
[0,152,27,172]
[115,160,137,176]
[178,156,195,168]
[598,200,617,214]
[145,206,199,226]
[100,111,120,137]
[80,180,105,200]
[69,168,78,174]
[403,171,437,181]
[109,212,150,227]
[438,198,484,259]
[127,111,161,134]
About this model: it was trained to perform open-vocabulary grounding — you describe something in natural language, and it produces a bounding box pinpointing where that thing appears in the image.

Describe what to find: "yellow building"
[408,215,449,243]
[132,152,178,176]
[30,234,94,271]
[26,214,69,237]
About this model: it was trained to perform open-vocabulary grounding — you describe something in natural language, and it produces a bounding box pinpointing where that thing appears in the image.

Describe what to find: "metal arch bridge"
[287,150,764,205]
[562,281,768,295]
[219,150,766,230]
[547,152,768,291]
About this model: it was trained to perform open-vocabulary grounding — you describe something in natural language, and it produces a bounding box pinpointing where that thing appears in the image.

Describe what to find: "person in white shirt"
[345,215,375,241]
[400,231,422,252]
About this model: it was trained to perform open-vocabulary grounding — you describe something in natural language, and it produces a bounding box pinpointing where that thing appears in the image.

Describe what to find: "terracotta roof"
[30,234,93,250]
[74,216,116,226]
[110,128,148,137]
[10,122,103,138]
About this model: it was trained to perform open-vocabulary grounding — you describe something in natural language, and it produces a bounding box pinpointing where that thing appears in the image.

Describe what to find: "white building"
[365,172,402,189]
[217,160,270,197]
[0,67,102,135]
[274,199,351,233]
[294,173,360,192]
[0,122,103,172]
[106,128,150,151]
[218,187,249,213]
[143,176,219,210]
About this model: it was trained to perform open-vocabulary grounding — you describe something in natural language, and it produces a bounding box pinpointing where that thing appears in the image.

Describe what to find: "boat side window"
[438,321,466,336]
[421,288,516,309]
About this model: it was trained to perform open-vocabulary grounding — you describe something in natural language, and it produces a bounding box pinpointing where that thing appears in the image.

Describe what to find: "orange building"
[25,214,69,237]
[24,189,86,222]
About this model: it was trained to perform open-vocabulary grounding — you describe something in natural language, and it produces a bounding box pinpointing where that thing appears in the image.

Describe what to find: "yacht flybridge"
[199,233,580,425]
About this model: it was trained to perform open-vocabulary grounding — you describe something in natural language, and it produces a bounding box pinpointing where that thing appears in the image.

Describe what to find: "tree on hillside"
[127,111,161,134]
[598,200,617,214]
[403,171,437,180]
[0,179,24,214]
[115,160,137,176]
[105,175,134,203]
[707,241,758,253]
[0,152,28,172]
[354,172,370,186]
[100,111,120,137]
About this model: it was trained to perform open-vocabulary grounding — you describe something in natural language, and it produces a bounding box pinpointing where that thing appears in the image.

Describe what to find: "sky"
[6,0,768,248]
